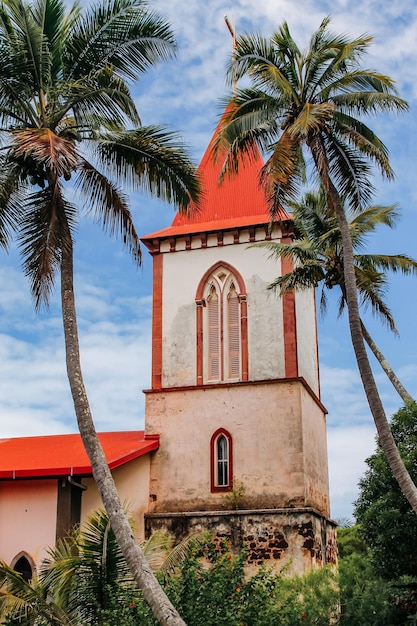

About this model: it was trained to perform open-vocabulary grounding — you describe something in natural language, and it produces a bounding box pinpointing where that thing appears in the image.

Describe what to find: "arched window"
[210,428,233,492]
[11,552,35,582]
[196,263,248,385]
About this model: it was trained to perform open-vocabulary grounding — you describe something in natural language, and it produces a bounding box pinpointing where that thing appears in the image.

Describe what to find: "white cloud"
[327,425,376,520]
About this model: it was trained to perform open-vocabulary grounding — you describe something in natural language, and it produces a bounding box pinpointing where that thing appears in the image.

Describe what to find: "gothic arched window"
[11,552,35,582]
[210,428,233,492]
[196,263,248,385]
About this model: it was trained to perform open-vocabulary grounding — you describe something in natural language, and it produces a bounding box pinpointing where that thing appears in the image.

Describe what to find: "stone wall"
[145,507,337,576]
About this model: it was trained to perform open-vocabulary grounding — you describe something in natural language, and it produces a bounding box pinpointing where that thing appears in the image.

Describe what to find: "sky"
[1,0,417,521]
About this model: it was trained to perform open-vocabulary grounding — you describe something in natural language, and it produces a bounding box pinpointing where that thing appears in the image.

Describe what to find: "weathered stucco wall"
[145,379,329,517]
[295,287,320,395]
[81,455,151,539]
[0,479,57,568]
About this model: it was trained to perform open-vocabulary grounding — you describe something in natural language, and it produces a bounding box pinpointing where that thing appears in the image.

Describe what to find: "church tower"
[141,126,336,573]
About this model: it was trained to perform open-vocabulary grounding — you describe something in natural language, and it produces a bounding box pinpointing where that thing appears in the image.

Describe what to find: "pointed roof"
[0,431,159,479]
[142,117,271,243]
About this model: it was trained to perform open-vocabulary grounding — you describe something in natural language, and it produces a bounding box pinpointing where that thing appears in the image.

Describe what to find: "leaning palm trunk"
[60,237,186,626]
[360,321,414,405]
[319,166,417,513]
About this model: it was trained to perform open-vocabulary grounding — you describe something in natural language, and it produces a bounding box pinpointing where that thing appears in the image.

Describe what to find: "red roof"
[142,116,271,242]
[0,431,159,479]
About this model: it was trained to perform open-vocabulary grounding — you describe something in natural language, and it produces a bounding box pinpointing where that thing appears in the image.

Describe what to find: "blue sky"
[1,0,417,521]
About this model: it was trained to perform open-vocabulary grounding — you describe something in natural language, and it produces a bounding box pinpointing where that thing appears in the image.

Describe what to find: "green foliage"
[338,548,398,625]
[337,525,368,559]
[354,403,417,579]
[80,536,340,626]
[128,540,340,626]
[337,522,417,625]
[225,478,246,510]
[7,509,417,625]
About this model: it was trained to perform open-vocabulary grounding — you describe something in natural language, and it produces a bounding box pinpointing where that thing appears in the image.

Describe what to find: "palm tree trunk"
[322,173,417,513]
[60,235,187,626]
[360,320,414,405]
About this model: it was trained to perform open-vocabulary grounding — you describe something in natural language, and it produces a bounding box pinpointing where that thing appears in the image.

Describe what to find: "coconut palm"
[0,0,200,623]
[261,189,416,404]
[213,17,417,512]
[0,508,191,625]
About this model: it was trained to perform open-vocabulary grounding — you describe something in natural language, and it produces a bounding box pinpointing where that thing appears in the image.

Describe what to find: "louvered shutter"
[207,286,220,380]
[227,284,240,379]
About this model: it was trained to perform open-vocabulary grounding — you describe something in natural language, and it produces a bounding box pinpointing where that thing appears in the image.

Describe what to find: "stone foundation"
[145,507,337,575]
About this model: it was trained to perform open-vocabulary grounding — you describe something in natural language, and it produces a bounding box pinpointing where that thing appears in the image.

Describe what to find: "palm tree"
[0,0,200,623]
[0,509,199,625]
[0,510,200,626]
[213,17,417,513]
[260,189,416,404]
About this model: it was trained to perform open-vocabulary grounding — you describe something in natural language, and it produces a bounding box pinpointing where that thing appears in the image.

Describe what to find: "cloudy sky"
[1,0,417,521]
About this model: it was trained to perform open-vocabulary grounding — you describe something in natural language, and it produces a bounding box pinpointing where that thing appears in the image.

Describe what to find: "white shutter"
[207,286,220,380]
[227,284,240,379]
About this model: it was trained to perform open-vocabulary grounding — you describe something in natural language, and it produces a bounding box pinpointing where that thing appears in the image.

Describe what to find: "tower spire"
[224,15,237,96]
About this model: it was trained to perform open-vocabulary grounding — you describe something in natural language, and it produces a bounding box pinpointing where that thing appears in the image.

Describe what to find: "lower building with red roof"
[0,432,159,574]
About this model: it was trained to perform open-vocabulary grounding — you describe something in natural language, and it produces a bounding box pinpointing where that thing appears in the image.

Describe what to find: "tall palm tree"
[0,0,200,623]
[213,17,417,513]
[260,189,416,405]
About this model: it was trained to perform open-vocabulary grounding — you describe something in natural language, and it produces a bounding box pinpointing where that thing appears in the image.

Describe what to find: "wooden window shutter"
[227,284,240,379]
[207,285,220,380]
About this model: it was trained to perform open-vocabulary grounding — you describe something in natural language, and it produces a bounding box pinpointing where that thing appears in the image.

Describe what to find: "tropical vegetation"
[0,509,193,625]
[355,402,417,580]
[0,0,200,623]
[259,188,416,405]
[2,507,416,625]
[213,16,417,512]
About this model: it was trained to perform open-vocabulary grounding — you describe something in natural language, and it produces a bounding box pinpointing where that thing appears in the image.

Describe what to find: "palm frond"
[159,533,204,575]
[268,263,325,294]
[0,159,25,248]
[76,158,142,265]
[261,129,304,216]
[358,253,417,276]
[95,126,201,212]
[65,0,176,83]
[18,182,76,309]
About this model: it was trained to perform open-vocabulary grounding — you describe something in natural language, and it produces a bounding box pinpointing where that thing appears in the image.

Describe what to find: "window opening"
[217,434,229,487]
[210,428,233,492]
[197,263,247,384]
[14,555,33,582]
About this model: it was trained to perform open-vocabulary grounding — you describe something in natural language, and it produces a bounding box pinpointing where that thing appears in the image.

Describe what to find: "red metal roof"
[0,431,159,479]
[142,117,272,242]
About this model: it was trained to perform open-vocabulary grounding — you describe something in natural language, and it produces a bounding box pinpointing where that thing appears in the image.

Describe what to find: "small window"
[217,435,229,486]
[11,553,34,582]
[210,428,233,492]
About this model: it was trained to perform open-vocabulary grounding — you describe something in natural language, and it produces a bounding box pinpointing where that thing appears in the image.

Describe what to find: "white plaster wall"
[81,455,151,539]
[161,239,286,387]
[0,479,57,569]
[146,380,329,515]
[295,287,320,394]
